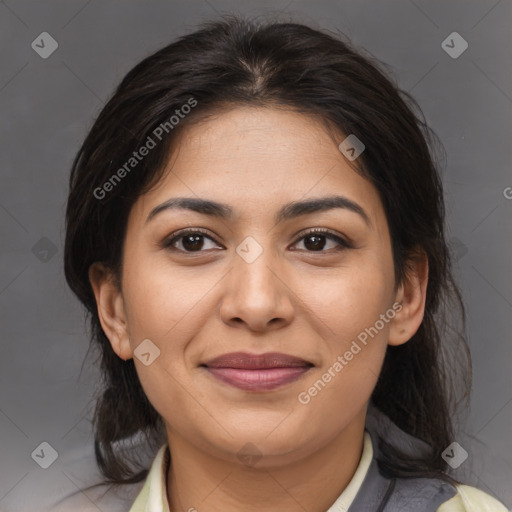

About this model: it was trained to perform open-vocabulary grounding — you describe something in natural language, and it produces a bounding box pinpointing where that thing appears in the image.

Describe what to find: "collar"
[129,431,373,512]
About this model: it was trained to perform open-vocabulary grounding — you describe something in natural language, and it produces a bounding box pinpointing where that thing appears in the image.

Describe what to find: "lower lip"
[205,366,311,391]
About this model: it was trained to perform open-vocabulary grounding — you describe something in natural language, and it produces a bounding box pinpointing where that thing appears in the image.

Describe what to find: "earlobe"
[88,262,133,361]
[388,249,429,347]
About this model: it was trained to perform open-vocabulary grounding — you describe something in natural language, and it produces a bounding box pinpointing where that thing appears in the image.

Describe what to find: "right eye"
[161,228,224,253]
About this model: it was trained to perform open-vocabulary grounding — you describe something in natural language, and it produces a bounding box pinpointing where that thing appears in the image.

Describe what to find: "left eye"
[293,230,350,252]
[162,229,351,253]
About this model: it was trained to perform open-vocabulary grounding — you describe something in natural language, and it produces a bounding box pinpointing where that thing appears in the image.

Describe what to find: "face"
[91,106,426,467]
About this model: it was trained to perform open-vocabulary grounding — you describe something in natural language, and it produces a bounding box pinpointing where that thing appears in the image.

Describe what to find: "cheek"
[297,273,392,421]
[120,253,218,409]
[122,252,213,344]
[301,262,393,347]
[297,263,393,413]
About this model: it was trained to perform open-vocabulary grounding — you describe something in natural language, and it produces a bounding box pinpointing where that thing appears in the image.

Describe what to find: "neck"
[165,411,366,512]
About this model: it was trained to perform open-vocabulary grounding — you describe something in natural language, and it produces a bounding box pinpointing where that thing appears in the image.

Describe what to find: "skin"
[89,106,428,512]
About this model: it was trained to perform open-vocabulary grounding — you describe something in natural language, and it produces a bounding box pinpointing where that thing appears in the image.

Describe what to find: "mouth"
[200,352,314,391]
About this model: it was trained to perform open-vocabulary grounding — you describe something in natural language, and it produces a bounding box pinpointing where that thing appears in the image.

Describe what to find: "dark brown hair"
[63,15,471,491]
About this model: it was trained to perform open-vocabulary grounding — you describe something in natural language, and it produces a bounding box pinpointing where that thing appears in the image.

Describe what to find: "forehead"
[131,107,386,229]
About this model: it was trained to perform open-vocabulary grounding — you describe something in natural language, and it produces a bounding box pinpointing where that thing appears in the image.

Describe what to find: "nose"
[219,240,295,332]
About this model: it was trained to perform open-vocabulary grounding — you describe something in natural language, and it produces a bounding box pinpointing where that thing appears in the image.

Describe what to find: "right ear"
[88,262,133,361]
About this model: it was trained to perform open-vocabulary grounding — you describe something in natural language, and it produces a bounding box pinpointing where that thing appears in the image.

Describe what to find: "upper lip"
[202,352,313,370]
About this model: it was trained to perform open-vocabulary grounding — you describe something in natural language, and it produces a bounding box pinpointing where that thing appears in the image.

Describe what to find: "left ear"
[388,246,429,347]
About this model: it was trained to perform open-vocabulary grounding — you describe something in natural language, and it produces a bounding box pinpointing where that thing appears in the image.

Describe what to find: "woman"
[61,15,508,512]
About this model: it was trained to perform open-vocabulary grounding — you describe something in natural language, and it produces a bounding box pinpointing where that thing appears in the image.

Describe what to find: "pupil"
[183,235,203,251]
[305,235,325,251]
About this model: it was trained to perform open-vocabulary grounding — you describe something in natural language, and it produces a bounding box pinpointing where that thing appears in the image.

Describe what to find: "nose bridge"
[233,234,280,299]
[219,234,294,329]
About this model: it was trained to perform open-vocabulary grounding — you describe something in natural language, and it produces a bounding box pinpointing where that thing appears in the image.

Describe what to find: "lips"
[204,351,312,369]
[201,352,313,391]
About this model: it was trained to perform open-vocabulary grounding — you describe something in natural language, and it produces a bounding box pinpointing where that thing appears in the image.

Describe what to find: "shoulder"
[44,440,148,512]
[50,482,144,512]
[437,484,509,512]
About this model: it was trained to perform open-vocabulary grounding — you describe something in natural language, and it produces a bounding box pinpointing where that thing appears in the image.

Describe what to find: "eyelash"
[161,228,352,254]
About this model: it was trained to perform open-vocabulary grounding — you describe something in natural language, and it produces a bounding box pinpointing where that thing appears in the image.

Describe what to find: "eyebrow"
[146,195,372,229]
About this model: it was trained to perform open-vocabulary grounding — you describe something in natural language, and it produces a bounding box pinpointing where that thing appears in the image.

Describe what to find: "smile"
[201,351,314,391]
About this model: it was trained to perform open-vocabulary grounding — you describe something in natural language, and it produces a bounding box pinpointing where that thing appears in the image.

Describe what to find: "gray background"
[1,1,511,510]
